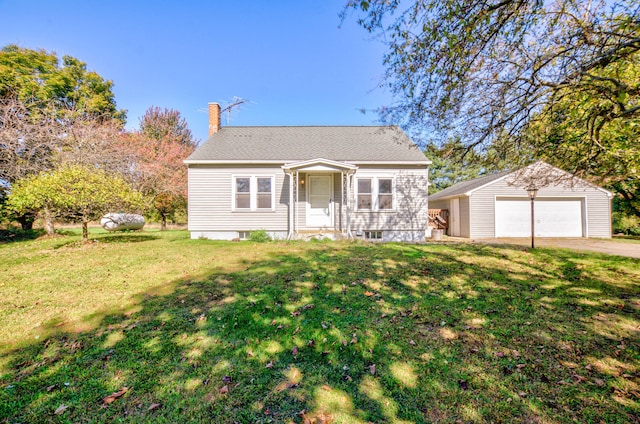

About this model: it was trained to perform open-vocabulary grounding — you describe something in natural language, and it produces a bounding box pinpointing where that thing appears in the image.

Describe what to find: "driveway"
[470,237,640,259]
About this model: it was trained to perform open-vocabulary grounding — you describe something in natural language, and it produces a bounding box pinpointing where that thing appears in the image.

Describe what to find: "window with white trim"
[365,230,383,240]
[357,178,372,209]
[356,177,395,210]
[232,175,275,211]
[378,178,393,210]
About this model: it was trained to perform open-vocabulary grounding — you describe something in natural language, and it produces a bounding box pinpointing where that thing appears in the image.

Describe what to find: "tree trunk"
[17,213,35,230]
[44,207,55,236]
[82,221,89,243]
[161,213,167,231]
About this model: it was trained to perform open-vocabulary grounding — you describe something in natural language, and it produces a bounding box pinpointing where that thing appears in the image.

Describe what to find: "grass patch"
[1,230,639,422]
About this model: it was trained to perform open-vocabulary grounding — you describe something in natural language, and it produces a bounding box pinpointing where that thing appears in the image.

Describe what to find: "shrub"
[249,229,271,242]
[612,212,640,235]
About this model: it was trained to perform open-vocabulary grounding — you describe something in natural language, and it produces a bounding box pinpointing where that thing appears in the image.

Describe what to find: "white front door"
[307,175,333,228]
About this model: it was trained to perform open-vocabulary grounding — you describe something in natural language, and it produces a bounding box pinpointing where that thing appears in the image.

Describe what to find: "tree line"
[0,45,197,241]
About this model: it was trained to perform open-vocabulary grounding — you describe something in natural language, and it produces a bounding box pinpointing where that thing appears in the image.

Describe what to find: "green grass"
[1,230,639,423]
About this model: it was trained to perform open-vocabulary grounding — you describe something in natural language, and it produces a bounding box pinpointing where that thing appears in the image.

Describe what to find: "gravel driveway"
[472,237,640,259]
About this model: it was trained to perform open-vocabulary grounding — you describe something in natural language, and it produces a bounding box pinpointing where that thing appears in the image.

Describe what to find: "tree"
[123,107,197,230]
[0,45,125,122]
[139,106,194,146]
[1,46,128,228]
[426,139,503,193]
[346,1,640,190]
[7,165,143,242]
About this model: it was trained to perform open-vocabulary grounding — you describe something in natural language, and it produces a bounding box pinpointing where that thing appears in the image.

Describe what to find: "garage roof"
[429,161,612,201]
[429,170,511,200]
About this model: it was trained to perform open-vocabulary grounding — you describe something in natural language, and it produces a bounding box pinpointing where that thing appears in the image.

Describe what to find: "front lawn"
[1,230,638,423]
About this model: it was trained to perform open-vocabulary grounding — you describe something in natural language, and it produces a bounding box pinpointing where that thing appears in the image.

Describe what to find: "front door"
[307,175,333,228]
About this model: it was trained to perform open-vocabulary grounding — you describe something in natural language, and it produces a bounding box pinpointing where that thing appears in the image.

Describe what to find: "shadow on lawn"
[1,242,638,423]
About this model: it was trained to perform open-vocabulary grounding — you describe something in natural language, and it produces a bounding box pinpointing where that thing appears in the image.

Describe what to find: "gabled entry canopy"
[282,158,358,173]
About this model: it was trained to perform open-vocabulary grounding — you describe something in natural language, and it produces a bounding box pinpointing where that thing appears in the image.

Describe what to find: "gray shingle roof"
[429,170,512,200]
[185,126,429,163]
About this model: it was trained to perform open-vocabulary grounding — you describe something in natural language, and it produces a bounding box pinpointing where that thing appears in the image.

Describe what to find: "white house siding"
[468,178,611,238]
[188,164,289,239]
[350,167,429,237]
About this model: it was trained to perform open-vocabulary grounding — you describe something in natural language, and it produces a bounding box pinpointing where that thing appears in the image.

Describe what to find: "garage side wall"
[469,178,611,238]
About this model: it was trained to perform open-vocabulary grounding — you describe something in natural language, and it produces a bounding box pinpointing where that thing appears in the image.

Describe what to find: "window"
[365,231,383,240]
[378,178,393,209]
[238,231,251,240]
[357,178,372,209]
[356,177,395,211]
[257,177,272,209]
[232,176,275,211]
[235,177,251,209]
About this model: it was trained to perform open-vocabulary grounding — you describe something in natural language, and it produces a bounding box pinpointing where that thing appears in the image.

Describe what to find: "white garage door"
[495,197,584,237]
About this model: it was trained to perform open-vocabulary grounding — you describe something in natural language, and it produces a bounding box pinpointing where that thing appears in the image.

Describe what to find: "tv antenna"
[221,97,250,125]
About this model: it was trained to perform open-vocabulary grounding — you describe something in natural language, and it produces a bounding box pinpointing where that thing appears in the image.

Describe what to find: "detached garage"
[429,161,612,239]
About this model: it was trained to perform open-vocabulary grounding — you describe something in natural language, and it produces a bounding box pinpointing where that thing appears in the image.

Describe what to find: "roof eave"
[185,159,431,166]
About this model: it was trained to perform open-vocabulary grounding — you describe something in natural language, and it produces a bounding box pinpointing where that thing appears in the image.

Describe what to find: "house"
[185,103,431,241]
[429,161,612,238]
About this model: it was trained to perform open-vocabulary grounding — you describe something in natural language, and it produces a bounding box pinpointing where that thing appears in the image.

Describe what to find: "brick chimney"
[208,102,221,136]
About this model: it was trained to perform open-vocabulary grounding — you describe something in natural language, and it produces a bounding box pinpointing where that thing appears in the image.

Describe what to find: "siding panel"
[188,165,289,233]
[351,167,428,232]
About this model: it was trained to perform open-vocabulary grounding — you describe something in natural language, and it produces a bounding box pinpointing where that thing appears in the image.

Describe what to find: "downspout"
[286,170,293,240]
[347,171,353,238]
[294,171,299,235]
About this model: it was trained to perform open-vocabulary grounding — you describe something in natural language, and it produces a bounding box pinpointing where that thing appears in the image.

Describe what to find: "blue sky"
[0,0,392,142]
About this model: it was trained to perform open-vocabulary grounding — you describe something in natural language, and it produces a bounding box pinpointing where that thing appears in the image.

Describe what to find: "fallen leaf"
[291,310,301,317]
[54,404,68,415]
[369,364,376,375]
[247,349,255,357]
[593,378,605,386]
[409,339,416,346]
[46,384,58,392]
[307,339,316,347]
[292,346,299,356]
[496,351,505,358]
[222,375,233,384]
[458,380,469,390]
[293,326,300,335]
[219,385,229,394]
[364,291,375,297]
[148,403,162,411]
[102,387,128,405]
[265,361,274,368]
[321,322,328,329]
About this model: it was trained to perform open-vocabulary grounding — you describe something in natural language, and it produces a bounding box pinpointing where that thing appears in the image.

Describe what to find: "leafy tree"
[0,45,125,122]
[7,165,143,242]
[1,46,127,228]
[346,0,640,185]
[139,106,194,146]
[124,107,197,230]
[427,139,500,193]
